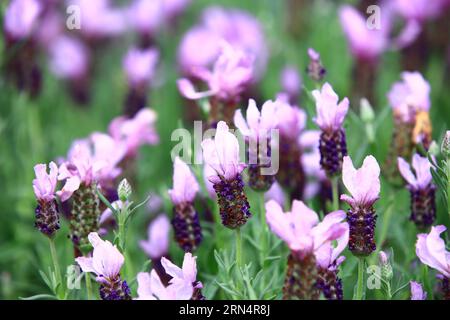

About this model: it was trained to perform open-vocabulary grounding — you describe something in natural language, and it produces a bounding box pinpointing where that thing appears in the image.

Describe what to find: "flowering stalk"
[202,121,251,229]
[307,48,326,83]
[443,131,450,219]
[398,154,436,228]
[355,258,365,300]
[341,155,381,257]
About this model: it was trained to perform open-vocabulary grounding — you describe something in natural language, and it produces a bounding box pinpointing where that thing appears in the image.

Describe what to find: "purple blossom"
[57,133,126,201]
[340,155,381,208]
[168,157,199,205]
[264,181,285,208]
[48,36,89,80]
[76,232,125,284]
[273,94,306,140]
[394,0,449,22]
[33,162,58,202]
[313,83,349,132]
[127,0,164,36]
[178,41,254,102]
[265,199,348,256]
[4,0,42,39]
[398,154,433,190]
[139,214,170,259]
[416,225,450,278]
[410,281,427,300]
[280,66,301,101]
[201,121,246,184]
[387,71,431,122]
[123,47,159,87]
[108,108,159,157]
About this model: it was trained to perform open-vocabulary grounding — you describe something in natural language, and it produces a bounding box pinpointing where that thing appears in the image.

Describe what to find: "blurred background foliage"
[0,0,449,299]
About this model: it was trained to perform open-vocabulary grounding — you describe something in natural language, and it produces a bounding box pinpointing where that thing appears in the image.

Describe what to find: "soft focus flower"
[264,181,285,208]
[340,155,381,208]
[123,47,159,87]
[57,133,126,201]
[416,225,450,278]
[339,5,389,61]
[273,95,306,139]
[168,157,199,205]
[178,41,254,102]
[280,66,301,102]
[307,48,326,81]
[109,108,159,157]
[139,214,170,259]
[163,0,192,21]
[178,6,267,78]
[313,83,349,132]
[98,200,122,235]
[387,71,431,122]
[394,0,448,22]
[4,0,42,39]
[201,121,245,184]
[67,0,126,38]
[398,154,432,190]
[265,199,348,254]
[127,0,164,36]
[410,281,427,300]
[33,162,58,202]
[49,36,89,79]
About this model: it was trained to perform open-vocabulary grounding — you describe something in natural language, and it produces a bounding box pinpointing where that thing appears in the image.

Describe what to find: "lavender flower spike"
[341,155,380,256]
[313,83,349,177]
[33,162,60,237]
[202,121,250,229]
[307,48,326,82]
[76,232,131,300]
[168,157,202,252]
[410,281,427,300]
[398,154,436,228]
[234,99,278,191]
[416,226,450,300]
[139,214,170,259]
[265,200,348,299]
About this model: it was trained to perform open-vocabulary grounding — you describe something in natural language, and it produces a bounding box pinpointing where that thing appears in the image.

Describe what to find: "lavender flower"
[264,181,285,209]
[273,95,307,200]
[234,99,278,191]
[410,281,427,300]
[306,48,326,82]
[341,155,381,257]
[4,0,42,39]
[265,199,348,299]
[313,83,349,177]
[280,66,302,104]
[139,215,171,260]
[202,121,250,229]
[416,225,450,300]
[76,232,131,300]
[398,154,436,228]
[168,157,202,252]
[33,162,60,237]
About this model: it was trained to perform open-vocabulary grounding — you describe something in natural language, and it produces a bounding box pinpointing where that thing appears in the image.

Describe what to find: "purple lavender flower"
[280,66,302,104]
[76,232,131,300]
[306,48,326,82]
[398,154,436,228]
[202,121,250,229]
[33,162,60,237]
[313,83,349,177]
[139,214,170,259]
[168,157,202,252]
[410,281,427,300]
[265,200,348,299]
[234,99,278,191]
[416,225,450,300]
[341,155,380,257]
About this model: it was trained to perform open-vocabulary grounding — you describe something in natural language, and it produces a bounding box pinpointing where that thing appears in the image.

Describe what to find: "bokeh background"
[0,0,449,299]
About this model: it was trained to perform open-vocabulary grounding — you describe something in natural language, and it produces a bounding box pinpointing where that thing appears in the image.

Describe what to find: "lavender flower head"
[313,83,349,177]
[4,0,42,39]
[49,36,89,80]
[265,199,348,299]
[139,214,170,259]
[416,225,450,299]
[202,121,250,228]
[109,108,159,158]
[136,253,203,300]
[234,99,278,191]
[76,232,131,300]
[168,157,202,252]
[410,281,427,300]
[394,0,449,22]
[341,155,380,256]
[307,48,326,82]
[123,47,159,88]
[280,66,302,103]
[127,0,164,40]
[33,162,60,237]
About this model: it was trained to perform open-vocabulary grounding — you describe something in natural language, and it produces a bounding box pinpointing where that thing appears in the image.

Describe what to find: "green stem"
[331,176,339,211]
[259,192,267,267]
[236,228,243,269]
[355,258,365,300]
[48,238,63,298]
[85,273,92,300]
